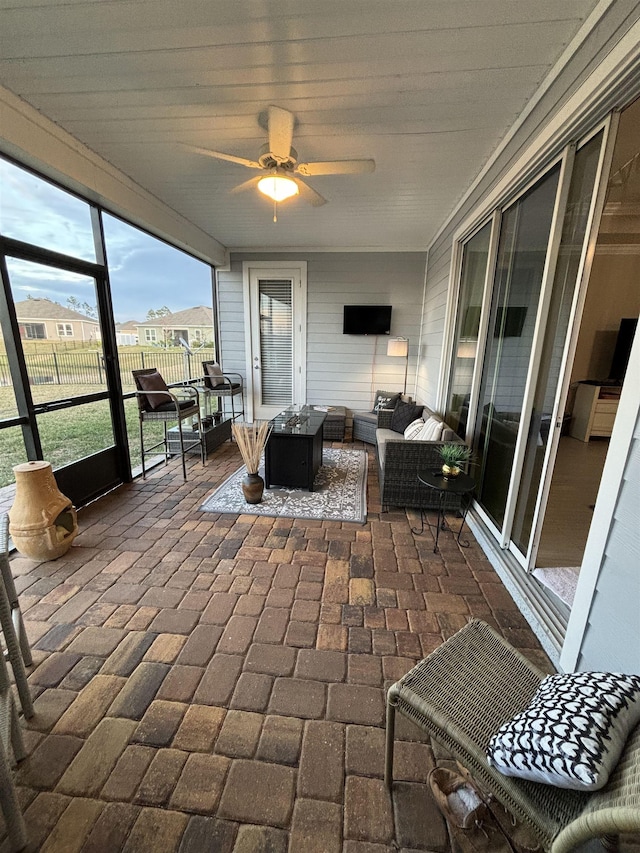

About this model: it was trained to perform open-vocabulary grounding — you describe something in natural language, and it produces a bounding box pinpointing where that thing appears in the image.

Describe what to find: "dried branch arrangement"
[231,421,272,474]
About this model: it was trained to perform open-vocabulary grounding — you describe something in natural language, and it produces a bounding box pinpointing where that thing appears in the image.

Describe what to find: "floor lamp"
[387,337,409,395]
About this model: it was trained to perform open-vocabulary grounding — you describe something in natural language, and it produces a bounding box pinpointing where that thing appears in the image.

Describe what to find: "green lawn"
[0,386,165,487]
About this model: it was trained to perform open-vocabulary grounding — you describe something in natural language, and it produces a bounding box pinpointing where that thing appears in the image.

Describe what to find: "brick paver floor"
[1,439,558,852]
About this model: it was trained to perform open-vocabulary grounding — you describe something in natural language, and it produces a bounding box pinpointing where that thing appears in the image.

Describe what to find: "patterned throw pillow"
[487,671,640,791]
[403,418,425,440]
[372,390,400,413]
[390,401,424,434]
[416,416,443,442]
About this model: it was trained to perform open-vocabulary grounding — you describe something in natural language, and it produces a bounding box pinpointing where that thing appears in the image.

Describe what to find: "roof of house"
[116,320,140,331]
[136,306,214,328]
[14,298,97,323]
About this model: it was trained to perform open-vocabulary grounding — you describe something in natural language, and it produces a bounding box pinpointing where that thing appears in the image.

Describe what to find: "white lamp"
[257,173,299,202]
[387,337,409,394]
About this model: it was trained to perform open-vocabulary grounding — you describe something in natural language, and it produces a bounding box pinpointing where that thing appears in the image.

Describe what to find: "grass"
[0,385,166,487]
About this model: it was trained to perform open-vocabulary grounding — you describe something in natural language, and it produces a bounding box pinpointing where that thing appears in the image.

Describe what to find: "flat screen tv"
[609,317,637,382]
[343,305,392,335]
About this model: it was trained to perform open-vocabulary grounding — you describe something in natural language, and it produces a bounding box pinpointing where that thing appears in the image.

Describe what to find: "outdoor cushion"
[487,671,640,791]
[372,390,400,413]
[137,371,173,410]
[403,418,426,440]
[205,362,225,381]
[390,401,423,434]
[415,415,443,441]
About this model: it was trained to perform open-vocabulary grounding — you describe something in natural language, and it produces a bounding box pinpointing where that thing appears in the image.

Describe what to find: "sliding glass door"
[448,128,607,566]
[473,164,561,531]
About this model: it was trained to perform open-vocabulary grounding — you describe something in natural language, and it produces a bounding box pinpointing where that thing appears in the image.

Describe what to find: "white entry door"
[243,262,307,420]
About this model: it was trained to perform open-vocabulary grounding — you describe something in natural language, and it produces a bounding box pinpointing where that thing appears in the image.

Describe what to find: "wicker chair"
[201,361,244,422]
[385,619,640,853]
[0,515,32,719]
[0,607,27,851]
[132,368,203,480]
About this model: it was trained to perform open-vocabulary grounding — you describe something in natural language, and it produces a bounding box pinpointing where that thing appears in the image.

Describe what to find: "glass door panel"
[3,256,121,505]
[473,164,561,530]
[258,279,293,407]
[5,259,106,405]
[445,222,492,438]
[511,133,604,557]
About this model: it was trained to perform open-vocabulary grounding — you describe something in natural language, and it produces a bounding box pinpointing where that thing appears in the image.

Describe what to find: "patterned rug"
[200,447,368,523]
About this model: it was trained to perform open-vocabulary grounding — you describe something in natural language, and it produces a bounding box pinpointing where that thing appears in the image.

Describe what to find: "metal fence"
[0,349,217,390]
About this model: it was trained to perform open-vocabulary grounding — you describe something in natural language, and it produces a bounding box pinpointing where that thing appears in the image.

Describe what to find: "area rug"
[200,447,367,523]
[532,566,580,607]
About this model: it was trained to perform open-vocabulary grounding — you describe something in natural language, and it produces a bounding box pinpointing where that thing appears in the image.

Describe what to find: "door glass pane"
[0,426,29,491]
[5,259,106,405]
[0,379,19,420]
[445,222,492,437]
[0,158,96,262]
[37,400,115,471]
[512,133,604,554]
[473,164,561,529]
[259,280,293,406]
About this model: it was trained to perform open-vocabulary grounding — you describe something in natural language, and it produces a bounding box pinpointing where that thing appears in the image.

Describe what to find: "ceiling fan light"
[257,174,299,202]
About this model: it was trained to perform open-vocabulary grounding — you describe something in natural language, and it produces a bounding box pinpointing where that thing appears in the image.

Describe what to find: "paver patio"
[0,439,566,852]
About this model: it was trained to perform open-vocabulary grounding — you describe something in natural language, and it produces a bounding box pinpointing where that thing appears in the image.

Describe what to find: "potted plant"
[231,421,272,503]
[438,443,472,479]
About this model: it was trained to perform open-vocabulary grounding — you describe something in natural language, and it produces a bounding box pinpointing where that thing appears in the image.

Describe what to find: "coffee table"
[265,406,327,490]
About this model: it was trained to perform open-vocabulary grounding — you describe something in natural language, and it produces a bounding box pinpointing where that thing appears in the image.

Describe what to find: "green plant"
[438,442,471,468]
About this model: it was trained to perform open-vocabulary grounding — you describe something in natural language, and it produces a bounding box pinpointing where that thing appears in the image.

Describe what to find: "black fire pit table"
[264,406,327,491]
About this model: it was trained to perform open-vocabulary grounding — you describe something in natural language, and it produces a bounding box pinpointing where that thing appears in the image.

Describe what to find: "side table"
[413,469,475,553]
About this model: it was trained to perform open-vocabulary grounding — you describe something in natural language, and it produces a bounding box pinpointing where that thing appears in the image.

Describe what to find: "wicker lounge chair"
[385,619,640,853]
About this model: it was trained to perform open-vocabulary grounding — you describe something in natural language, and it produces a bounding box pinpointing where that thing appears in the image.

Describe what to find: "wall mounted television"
[343,305,392,335]
[609,317,637,382]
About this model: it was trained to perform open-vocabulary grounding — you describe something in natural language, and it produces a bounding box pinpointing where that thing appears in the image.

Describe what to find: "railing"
[0,349,217,389]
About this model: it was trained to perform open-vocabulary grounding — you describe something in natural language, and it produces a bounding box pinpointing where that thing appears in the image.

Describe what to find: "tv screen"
[343,305,392,335]
[609,317,637,382]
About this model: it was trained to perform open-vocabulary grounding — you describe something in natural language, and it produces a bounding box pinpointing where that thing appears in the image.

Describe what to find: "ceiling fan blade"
[268,105,295,162]
[295,178,327,207]
[296,159,375,177]
[182,144,260,169]
[229,176,262,195]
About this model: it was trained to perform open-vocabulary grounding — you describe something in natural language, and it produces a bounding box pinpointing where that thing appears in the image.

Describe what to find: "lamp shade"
[257,174,299,202]
[387,337,408,358]
[456,340,477,359]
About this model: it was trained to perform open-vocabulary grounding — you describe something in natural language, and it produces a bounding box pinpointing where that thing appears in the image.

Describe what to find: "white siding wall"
[218,252,427,413]
[576,408,640,673]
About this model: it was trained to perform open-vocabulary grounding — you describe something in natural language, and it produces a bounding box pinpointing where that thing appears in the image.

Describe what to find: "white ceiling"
[0,0,603,253]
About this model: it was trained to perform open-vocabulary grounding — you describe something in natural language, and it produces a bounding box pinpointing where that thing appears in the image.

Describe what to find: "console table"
[167,417,231,458]
[570,383,620,442]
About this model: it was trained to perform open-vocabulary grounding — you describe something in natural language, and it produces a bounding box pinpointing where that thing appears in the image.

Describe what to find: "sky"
[0,158,213,323]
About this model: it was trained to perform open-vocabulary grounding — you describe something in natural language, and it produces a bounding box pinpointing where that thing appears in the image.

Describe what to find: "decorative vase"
[9,461,78,560]
[442,464,461,480]
[241,472,264,504]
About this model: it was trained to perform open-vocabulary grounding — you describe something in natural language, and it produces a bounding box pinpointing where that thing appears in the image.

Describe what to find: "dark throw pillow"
[390,400,424,434]
[137,371,172,410]
[372,390,401,413]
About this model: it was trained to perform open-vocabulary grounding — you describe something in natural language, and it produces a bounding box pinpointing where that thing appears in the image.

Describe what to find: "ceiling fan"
[184,105,375,213]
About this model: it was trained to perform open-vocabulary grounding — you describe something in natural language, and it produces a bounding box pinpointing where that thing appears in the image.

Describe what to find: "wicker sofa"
[375,405,465,511]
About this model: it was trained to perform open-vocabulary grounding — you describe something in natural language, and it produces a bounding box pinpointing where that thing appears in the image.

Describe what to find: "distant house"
[115,320,139,346]
[136,306,214,347]
[14,298,100,342]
